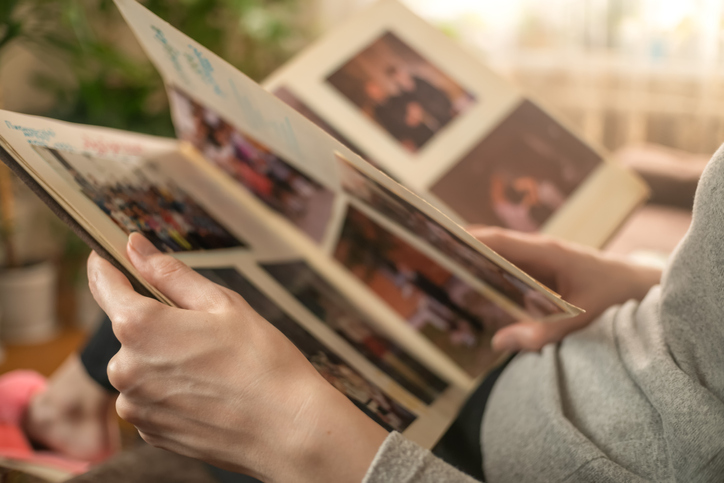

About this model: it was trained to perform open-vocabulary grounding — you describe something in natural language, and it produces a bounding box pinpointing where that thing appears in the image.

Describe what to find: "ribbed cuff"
[363,432,480,483]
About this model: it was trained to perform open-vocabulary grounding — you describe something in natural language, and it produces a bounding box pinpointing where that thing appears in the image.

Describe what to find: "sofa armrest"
[613,143,710,211]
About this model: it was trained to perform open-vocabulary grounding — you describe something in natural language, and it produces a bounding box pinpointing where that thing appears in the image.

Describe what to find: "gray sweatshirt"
[364,145,724,482]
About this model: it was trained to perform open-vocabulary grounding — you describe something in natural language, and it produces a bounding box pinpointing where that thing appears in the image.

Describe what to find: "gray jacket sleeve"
[363,432,481,483]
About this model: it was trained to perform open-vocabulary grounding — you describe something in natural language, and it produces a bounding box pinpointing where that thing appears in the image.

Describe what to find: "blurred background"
[0,0,717,380]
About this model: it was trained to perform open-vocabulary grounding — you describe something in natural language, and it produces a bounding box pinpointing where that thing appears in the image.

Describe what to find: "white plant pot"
[0,261,58,344]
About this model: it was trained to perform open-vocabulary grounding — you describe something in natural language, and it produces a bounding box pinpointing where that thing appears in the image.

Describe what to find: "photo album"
[0,0,647,448]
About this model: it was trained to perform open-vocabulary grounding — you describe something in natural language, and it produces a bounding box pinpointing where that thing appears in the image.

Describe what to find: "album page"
[107,0,585,446]
[263,0,649,248]
[0,0,588,447]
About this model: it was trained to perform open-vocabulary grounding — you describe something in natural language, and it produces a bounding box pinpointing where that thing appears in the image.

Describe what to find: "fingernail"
[128,232,158,257]
[492,332,520,352]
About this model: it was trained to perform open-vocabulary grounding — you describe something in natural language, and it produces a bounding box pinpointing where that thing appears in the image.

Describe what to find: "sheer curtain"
[320,0,724,154]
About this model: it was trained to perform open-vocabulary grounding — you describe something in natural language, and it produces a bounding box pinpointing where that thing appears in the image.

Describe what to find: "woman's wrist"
[608,255,663,301]
[633,263,663,298]
[276,377,388,483]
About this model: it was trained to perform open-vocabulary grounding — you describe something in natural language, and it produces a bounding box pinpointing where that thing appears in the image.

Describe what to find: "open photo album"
[0,0,647,449]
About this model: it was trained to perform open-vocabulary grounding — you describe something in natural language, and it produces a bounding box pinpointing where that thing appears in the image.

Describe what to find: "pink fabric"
[0,370,46,426]
[0,370,89,475]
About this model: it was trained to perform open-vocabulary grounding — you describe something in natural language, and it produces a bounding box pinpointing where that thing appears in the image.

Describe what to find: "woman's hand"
[469,227,662,353]
[87,233,387,483]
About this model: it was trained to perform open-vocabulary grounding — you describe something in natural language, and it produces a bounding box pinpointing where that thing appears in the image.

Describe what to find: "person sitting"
[12,145,724,481]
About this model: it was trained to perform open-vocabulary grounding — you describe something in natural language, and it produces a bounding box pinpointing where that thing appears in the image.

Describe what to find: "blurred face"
[364,80,387,103]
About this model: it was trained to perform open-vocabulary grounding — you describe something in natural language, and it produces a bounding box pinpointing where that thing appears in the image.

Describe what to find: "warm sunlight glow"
[643,0,693,31]
[401,0,724,64]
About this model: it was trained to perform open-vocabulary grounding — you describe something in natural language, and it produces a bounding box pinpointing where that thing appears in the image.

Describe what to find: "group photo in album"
[327,31,476,153]
[1,0,673,481]
[33,145,246,252]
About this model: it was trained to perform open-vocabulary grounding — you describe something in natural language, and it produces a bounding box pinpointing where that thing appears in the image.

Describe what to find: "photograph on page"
[261,0,521,189]
[33,146,246,253]
[430,100,603,231]
[326,31,476,154]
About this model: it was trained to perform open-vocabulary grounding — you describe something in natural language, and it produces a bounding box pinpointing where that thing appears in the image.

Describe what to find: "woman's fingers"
[87,250,175,347]
[126,233,234,312]
[87,251,162,330]
[491,315,592,352]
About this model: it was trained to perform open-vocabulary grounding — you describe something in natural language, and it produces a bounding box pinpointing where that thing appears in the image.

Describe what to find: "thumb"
[126,232,226,311]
